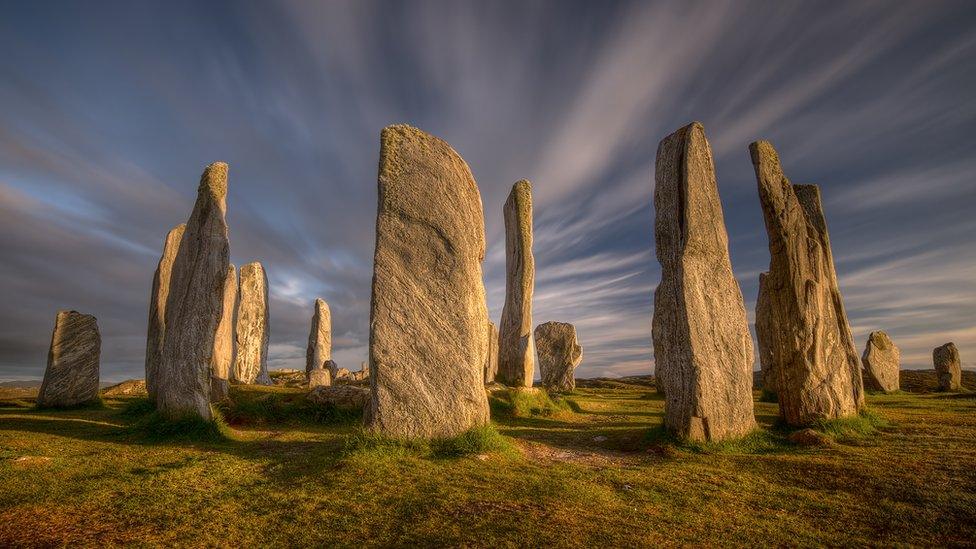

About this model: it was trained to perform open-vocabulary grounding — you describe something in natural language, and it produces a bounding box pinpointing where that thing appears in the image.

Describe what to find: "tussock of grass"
[642,425,788,455]
[119,397,230,442]
[217,388,361,426]
[812,408,888,441]
[489,388,572,419]
[344,423,513,460]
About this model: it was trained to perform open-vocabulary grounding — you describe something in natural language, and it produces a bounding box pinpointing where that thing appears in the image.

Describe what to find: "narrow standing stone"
[498,180,535,388]
[305,298,332,376]
[934,342,961,391]
[367,124,490,439]
[535,321,582,392]
[37,311,100,407]
[157,162,230,420]
[145,224,185,401]
[308,368,332,388]
[485,320,499,384]
[652,122,756,441]
[211,264,237,380]
[751,141,863,426]
[755,272,777,397]
[234,262,272,385]
[862,331,900,393]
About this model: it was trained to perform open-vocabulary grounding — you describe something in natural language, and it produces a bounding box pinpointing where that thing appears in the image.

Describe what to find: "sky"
[0,0,974,382]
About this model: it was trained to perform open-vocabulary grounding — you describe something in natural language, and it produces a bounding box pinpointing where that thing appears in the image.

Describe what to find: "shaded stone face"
[145,224,185,401]
[933,342,961,391]
[308,368,332,388]
[652,122,756,441]
[755,272,777,397]
[751,141,864,426]
[862,331,900,393]
[37,311,100,407]
[234,262,272,385]
[211,264,237,380]
[498,180,535,388]
[535,321,582,392]
[367,124,490,439]
[305,298,332,376]
[485,321,499,384]
[156,162,230,421]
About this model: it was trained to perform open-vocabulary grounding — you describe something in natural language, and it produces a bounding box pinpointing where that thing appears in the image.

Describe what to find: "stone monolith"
[934,342,961,391]
[37,311,101,407]
[535,321,582,392]
[485,321,499,384]
[498,180,535,387]
[156,162,230,420]
[367,124,490,438]
[305,298,331,376]
[211,264,237,380]
[751,141,864,426]
[145,224,185,401]
[652,122,756,441]
[234,262,271,385]
[755,272,777,397]
[862,331,900,393]
[308,368,332,388]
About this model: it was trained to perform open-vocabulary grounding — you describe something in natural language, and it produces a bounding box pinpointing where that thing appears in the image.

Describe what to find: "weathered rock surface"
[498,180,535,388]
[353,362,370,381]
[156,163,230,420]
[862,331,900,392]
[102,379,147,397]
[37,311,101,407]
[484,321,499,384]
[211,264,237,380]
[325,360,339,378]
[335,368,351,381]
[308,384,369,410]
[308,368,332,388]
[367,124,490,438]
[652,123,756,441]
[234,262,272,385]
[535,321,582,392]
[305,298,332,376]
[145,224,185,401]
[934,342,962,391]
[751,141,864,426]
[755,272,777,396]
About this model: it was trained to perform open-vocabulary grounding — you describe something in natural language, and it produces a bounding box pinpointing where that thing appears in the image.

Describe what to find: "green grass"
[1,385,974,546]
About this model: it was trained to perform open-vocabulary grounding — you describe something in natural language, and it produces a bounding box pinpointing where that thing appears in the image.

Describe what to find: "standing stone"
[156,162,230,420]
[367,124,490,439]
[211,264,237,380]
[755,272,778,398]
[305,298,332,376]
[934,342,962,391]
[535,321,582,392]
[484,321,499,384]
[862,331,900,393]
[652,122,756,441]
[751,141,864,426]
[498,180,535,388]
[325,359,339,378]
[308,368,332,388]
[234,262,272,385]
[37,311,100,407]
[145,224,185,401]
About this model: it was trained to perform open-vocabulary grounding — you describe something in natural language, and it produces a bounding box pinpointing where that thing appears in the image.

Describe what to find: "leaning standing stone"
[934,342,961,391]
[535,321,582,392]
[862,331,900,393]
[234,262,272,385]
[652,122,756,441]
[156,162,230,421]
[305,298,331,376]
[145,224,185,401]
[751,141,863,426]
[37,311,101,407]
[485,321,499,384]
[498,180,535,388]
[211,264,237,381]
[367,124,490,439]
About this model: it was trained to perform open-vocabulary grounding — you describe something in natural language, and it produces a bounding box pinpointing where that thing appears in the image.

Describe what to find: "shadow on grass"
[343,423,516,461]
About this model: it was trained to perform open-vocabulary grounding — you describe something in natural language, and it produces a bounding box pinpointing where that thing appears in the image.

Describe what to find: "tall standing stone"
[211,264,237,381]
[367,124,490,439]
[484,320,499,384]
[862,331,900,393]
[498,180,535,388]
[156,162,230,420]
[234,262,272,385]
[755,272,777,397]
[535,321,582,392]
[751,141,863,426]
[933,342,961,391]
[305,298,332,376]
[145,224,185,401]
[652,122,756,441]
[37,311,100,407]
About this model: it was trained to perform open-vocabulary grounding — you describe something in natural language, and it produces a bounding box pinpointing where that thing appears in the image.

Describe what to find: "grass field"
[1,382,974,547]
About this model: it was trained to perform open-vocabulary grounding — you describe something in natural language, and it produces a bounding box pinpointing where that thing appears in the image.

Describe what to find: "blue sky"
[1,0,974,381]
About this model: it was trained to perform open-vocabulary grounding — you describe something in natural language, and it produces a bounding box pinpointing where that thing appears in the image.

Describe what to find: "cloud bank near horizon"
[1,0,974,380]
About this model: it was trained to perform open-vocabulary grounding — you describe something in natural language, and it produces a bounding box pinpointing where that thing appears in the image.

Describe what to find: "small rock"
[789,428,832,447]
[592,435,608,442]
[307,385,369,410]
